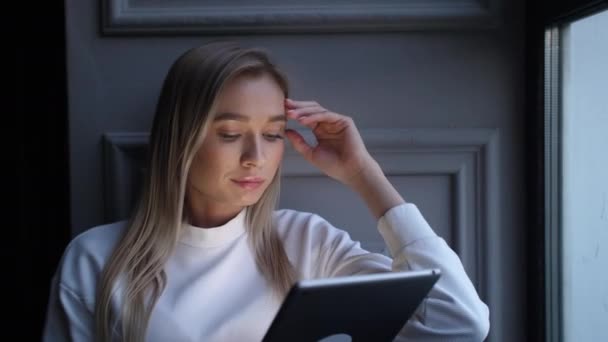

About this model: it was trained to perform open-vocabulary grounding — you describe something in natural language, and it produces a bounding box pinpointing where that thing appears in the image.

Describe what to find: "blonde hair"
[95,42,297,342]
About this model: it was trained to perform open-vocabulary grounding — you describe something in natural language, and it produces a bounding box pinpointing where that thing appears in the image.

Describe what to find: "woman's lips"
[231,178,265,190]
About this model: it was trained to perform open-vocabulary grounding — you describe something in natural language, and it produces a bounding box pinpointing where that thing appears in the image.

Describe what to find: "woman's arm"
[42,275,95,342]
[345,158,404,220]
[284,99,490,340]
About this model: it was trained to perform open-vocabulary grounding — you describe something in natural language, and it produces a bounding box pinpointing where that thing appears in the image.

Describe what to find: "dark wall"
[13,0,607,340]
[64,2,529,340]
[10,1,71,339]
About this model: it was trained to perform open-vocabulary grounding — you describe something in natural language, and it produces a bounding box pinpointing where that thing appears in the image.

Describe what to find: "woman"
[43,42,489,341]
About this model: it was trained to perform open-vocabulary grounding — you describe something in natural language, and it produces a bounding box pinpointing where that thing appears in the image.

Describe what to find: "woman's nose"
[241,135,266,168]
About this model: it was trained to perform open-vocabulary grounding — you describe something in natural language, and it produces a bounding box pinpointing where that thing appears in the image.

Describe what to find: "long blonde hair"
[95,42,297,342]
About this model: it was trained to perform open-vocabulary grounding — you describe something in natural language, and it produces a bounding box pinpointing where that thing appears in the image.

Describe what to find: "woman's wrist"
[348,159,406,219]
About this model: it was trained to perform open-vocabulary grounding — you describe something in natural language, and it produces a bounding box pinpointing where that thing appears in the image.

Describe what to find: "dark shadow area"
[524,0,547,340]
[9,0,71,339]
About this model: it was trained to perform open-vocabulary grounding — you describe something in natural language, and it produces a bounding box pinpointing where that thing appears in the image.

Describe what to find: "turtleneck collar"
[179,207,247,248]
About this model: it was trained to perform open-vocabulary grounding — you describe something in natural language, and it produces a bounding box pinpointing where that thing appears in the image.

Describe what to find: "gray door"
[67,0,526,340]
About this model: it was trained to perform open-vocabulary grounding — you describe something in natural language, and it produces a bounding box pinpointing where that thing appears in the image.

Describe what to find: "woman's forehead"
[213,75,285,122]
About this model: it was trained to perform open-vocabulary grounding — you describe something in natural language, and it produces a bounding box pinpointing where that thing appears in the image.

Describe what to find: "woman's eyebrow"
[213,112,286,122]
[268,114,287,123]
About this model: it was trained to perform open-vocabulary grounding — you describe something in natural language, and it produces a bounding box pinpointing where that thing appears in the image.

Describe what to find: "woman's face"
[187,73,286,216]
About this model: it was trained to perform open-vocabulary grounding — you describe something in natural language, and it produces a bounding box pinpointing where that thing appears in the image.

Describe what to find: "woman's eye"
[219,133,241,141]
[219,132,283,142]
[264,134,284,141]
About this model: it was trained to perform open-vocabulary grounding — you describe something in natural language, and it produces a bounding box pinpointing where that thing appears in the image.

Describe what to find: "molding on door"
[101,0,501,35]
[102,132,149,224]
[102,128,499,300]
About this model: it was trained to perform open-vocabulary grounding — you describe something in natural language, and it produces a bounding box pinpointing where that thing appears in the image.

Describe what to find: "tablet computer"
[261,268,441,342]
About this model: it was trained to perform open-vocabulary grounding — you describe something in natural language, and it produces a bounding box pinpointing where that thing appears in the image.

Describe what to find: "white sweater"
[43,203,489,341]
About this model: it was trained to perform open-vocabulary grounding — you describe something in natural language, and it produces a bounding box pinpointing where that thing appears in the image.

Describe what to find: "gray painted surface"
[66,0,526,340]
[561,9,608,342]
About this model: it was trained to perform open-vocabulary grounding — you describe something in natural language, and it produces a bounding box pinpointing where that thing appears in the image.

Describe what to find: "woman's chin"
[234,193,264,207]
[230,184,271,206]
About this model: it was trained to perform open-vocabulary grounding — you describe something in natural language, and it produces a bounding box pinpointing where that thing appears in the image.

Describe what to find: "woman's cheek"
[270,141,285,164]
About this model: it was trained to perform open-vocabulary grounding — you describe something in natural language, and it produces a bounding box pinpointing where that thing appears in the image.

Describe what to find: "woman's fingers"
[285,129,313,162]
[286,105,326,119]
[285,98,351,132]
[296,111,346,131]
[285,98,318,108]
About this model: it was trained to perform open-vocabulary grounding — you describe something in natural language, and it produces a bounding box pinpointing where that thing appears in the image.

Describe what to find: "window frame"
[527,1,608,341]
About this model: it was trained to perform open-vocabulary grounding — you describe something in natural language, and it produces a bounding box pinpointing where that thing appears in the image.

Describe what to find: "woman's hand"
[285,98,405,218]
[284,99,376,187]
